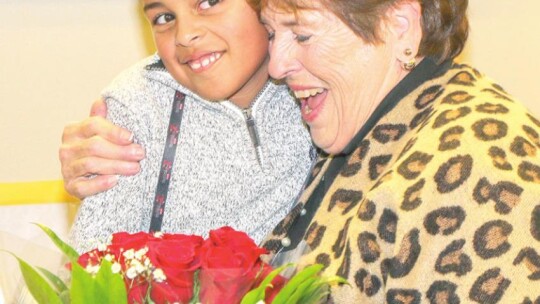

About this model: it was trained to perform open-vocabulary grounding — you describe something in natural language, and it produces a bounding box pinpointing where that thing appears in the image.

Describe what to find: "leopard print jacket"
[262,63,540,303]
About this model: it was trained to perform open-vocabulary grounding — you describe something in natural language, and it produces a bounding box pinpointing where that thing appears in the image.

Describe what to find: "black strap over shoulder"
[149,91,186,233]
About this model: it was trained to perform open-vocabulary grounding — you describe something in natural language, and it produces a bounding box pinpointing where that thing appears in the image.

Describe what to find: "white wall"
[460,1,540,106]
[0,0,155,182]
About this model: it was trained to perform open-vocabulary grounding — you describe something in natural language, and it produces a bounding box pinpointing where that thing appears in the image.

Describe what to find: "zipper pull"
[243,108,263,167]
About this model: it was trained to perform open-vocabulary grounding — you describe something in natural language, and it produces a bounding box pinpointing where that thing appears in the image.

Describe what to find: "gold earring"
[403,48,416,70]
[403,59,416,70]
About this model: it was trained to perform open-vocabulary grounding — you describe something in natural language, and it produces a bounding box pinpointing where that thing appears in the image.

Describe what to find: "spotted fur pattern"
[262,63,540,303]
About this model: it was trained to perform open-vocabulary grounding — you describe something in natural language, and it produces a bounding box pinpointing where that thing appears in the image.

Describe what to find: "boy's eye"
[154,13,175,25]
[199,0,220,10]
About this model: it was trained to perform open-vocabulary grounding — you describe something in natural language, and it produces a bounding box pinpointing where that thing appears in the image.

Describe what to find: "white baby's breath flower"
[134,261,146,274]
[126,267,138,279]
[85,264,100,275]
[123,249,135,259]
[128,259,140,271]
[97,243,107,251]
[256,301,265,304]
[154,232,164,238]
[104,254,114,262]
[144,257,151,267]
[130,258,142,267]
[153,268,167,282]
[134,247,148,260]
[111,262,122,274]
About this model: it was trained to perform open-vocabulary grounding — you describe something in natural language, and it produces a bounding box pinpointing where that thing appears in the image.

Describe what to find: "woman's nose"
[267,37,300,80]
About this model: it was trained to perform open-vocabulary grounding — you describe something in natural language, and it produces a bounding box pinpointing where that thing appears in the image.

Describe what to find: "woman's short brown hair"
[255,0,469,63]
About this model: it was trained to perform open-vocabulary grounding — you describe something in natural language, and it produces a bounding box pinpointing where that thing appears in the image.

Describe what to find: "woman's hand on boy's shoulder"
[59,98,145,199]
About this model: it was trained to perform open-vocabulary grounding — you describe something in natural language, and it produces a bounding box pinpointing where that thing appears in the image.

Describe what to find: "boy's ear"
[385,1,423,63]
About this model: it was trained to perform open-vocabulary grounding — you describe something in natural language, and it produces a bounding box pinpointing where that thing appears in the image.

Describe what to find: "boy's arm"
[59,99,145,199]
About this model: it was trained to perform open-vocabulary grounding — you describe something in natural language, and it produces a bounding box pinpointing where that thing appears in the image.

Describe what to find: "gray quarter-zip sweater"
[70,55,314,253]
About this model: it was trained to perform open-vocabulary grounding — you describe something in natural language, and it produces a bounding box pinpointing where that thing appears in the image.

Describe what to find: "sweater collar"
[143,55,278,112]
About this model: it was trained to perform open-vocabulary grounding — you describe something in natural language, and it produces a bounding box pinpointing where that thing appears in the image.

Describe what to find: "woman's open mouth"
[293,88,328,122]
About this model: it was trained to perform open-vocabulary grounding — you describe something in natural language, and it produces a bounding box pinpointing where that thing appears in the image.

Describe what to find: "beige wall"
[1,1,540,182]
[0,0,154,182]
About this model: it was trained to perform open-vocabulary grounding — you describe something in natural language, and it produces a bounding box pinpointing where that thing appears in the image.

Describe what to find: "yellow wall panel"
[0,181,79,206]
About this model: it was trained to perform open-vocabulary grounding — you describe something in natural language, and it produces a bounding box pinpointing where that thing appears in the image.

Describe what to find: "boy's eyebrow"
[143,2,163,12]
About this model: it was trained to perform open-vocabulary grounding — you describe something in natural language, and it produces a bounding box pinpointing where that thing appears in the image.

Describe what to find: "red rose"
[199,227,268,304]
[207,227,264,253]
[77,248,104,269]
[146,234,204,303]
[126,278,149,304]
[150,280,193,304]
[107,231,158,258]
[254,263,287,303]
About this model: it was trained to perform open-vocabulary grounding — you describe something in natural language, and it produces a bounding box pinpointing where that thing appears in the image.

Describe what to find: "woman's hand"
[59,99,145,199]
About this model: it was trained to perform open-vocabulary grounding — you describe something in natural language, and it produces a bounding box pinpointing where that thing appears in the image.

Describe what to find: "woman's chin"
[311,133,343,155]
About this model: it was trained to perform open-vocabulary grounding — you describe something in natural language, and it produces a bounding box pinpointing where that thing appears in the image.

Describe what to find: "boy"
[68,0,314,252]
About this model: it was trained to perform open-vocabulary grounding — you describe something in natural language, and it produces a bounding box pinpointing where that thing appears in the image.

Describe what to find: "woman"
[258,0,540,302]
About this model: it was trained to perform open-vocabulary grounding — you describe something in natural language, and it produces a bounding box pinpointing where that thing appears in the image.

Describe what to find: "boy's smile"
[183,51,223,72]
[143,0,269,108]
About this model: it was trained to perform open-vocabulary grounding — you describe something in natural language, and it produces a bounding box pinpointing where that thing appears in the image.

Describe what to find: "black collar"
[338,57,452,156]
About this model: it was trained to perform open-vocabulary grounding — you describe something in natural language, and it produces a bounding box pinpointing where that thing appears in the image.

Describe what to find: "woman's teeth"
[293,88,324,99]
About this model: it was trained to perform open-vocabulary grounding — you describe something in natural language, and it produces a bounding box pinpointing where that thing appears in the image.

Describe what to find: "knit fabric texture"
[70,55,315,253]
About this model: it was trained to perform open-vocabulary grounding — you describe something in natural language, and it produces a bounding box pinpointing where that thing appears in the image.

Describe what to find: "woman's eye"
[154,13,175,25]
[199,0,220,10]
[295,34,311,43]
[267,31,275,41]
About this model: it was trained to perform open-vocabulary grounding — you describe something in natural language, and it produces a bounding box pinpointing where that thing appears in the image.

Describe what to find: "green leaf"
[322,275,349,286]
[3,252,62,304]
[33,223,79,262]
[189,270,201,304]
[70,259,128,304]
[70,262,97,303]
[298,281,325,304]
[301,288,329,304]
[301,275,349,303]
[272,264,324,304]
[36,266,68,294]
[284,277,316,304]
[241,263,294,304]
[95,259,128,304]
[59,290,71,304]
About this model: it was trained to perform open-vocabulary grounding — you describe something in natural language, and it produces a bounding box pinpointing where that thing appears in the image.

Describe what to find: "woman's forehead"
[262,0,323,12]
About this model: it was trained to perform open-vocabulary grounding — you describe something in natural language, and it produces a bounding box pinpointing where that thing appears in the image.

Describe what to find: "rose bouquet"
[7,224,346,303]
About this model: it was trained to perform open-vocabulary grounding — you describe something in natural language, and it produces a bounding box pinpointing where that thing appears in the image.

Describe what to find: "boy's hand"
[59,99,145,199]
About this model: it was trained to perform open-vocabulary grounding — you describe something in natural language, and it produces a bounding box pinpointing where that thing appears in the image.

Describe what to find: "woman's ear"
[385,1,423,66]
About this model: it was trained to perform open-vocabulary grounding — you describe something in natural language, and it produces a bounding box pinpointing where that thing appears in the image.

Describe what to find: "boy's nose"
[175,18,205,47]
[175,32,201,47]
